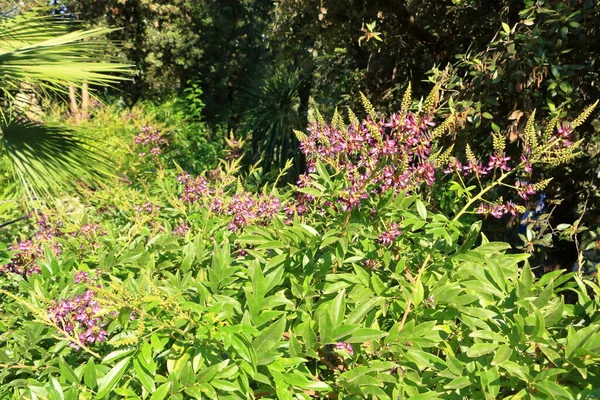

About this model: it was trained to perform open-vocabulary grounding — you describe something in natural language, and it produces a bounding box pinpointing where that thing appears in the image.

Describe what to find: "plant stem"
[452,169,515,222]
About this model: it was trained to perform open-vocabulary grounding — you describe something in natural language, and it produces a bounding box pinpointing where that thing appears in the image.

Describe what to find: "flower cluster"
[475,201,518,219]
[515,180,536,200]
[134,126,168,157]
[178,173,282,231]
[71,223,106,249]
[225,135,244,160]
[48,289,108,349]
[335,341,354,355]
[0,213,63,276]
[296,110,437,212]
[74,270,93,284]
[377,223,402,245]
[226,194,281,231]
[0,240,43,276]
[173,222,190,236]
[178,174,209,203]
[134,202,160,214]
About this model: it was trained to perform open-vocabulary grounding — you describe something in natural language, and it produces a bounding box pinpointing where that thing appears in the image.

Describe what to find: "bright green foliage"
[1,107,599,399]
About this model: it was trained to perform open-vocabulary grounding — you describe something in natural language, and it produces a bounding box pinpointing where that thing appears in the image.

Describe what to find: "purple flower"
[335,342,354,355]
[377,223,402,245]
[74,271,90,284]
[173,222,190,236]
[48,289,109,349]
[515,180,536,200]
[464,159,488,178]
[488,153,511,172]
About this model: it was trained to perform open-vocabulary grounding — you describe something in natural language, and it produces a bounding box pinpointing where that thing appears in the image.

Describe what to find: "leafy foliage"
[1,101,599,399]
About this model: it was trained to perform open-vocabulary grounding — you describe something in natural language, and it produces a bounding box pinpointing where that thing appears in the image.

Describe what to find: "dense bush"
[1,95,599,399]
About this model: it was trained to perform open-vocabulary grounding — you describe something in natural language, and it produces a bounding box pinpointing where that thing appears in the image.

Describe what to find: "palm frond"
[0,10,131,100]
[0,116,112,200]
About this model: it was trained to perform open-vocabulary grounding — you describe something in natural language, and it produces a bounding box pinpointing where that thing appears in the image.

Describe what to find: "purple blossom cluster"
[515,180,536,200]
[74,270,92,284]
[71,223,106,249]
[335,341,354,355]
[475,201,518,219]
[225,137,244,160]
[173,222,190,236]
[134,126,168,157]
[226,194,281,231]
[0,213,62,276]
[297,112,436,212]
[48,289,108,349]
[0,240,43,276]
[377,223,402,245]
[134,202,161,214]
[178,173,209,203]
[178,173,282,231]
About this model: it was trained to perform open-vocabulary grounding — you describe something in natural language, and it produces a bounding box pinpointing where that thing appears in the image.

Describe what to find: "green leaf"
[211,380,240,392]
[444,376,471,390]
[252,316,286,355]
[315,159,332,186]
[466,343,499,358]
[97,357,131,399]
[330,289,346,329]
[502,22,511,34]
[133,358,156,393]
[469,330,507,343]
[59,356,79,384]
[346,328,388,343]
[297,187,322,198]
[446,354,463,376]
[84,359,97,389]
[565,325,599,359]
[150,383,171,400]
[533,380,572,399]
[415,199,427,220]
[492,345,513,366]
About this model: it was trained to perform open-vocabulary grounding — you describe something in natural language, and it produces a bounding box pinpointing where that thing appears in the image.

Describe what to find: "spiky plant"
[0,6,130,202]
[243,69,303,178]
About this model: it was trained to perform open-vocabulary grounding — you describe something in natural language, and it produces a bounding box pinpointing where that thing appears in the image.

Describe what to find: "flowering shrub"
[0,90,599,399]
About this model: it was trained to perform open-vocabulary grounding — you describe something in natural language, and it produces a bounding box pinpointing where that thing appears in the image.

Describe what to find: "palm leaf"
[0,8,131,201]
[0,9,131,100]
[0,116,112,200]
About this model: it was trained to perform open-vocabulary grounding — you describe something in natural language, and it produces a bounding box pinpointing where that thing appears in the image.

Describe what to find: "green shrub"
[0,97,599,399]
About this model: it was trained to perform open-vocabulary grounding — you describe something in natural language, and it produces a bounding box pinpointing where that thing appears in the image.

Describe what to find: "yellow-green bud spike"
[534,178,553,191]
[360,92,376,117]
[367,121,383,144]
[542,115,559,143]
[423,82,441,114]
[293,129,307,142]
[401,82,412,112]
[466,143,476,163]
[315,109,326,127]
[524,110,537,149]
[571,100,599,129]
[332,108,346,132]
[492,133,506,154]
[431,115,454,139]
[433,144,455,168]
[347,107,360,127]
